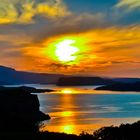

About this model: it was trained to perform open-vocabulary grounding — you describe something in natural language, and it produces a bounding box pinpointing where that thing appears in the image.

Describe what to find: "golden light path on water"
[50,87,120,94]
[40,88,106,134]
[54,88,93,94]
[35,84,140,134]
[61,88,73,94]
[39,88,140,134]
[40,93,77,134]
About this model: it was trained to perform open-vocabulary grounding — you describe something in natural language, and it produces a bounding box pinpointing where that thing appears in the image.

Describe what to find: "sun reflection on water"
[60,88,86,94]
[61,88,73,94]
[52,87,101,94]
[62,125,75,134]
[61,111,73,117]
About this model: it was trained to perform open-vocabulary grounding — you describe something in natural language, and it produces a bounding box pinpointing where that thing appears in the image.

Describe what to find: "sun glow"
[62,125,75,134]
[61,89,73,94]
[61,111,73,117]
[55,39,79,62]
[43,36,88,65]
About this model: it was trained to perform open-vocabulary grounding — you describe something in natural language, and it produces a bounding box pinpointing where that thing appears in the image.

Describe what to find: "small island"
[95,82,140,92]
[57,76,115,86]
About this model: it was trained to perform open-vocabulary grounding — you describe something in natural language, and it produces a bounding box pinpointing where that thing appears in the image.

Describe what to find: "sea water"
[35,84,140,134]
[5,84,140,134]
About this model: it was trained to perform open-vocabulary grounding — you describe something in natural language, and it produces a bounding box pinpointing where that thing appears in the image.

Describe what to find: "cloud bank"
[0,0,70,24]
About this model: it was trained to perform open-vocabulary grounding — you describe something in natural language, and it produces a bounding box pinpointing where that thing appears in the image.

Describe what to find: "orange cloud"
[17,25,140,77]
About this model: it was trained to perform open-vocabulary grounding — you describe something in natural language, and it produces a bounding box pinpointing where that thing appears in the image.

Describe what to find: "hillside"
[0,65,64,84]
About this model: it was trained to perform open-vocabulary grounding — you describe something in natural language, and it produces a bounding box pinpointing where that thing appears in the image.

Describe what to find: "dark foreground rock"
[38,121,140,140]
[95,82,140,92]
[93,120,140,140]
[0,86,50,133]
[2,120,140,140]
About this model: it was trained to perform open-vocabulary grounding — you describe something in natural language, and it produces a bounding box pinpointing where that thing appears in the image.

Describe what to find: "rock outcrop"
[0,86,50,132]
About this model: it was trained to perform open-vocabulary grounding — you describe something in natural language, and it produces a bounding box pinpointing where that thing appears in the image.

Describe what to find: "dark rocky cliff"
[0,87,50,132]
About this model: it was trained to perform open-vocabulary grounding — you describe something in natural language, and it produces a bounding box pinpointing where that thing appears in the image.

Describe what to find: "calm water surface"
[6,84,140,134]
[33,84,140,134]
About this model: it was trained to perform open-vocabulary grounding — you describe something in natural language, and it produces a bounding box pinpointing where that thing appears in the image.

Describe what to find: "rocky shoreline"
[0,86,51,132]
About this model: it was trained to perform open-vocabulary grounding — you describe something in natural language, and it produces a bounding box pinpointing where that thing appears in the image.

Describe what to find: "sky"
[0,0,140,77]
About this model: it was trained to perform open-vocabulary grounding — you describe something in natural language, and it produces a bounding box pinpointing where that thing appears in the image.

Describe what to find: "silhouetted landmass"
[0,86,50,133]
[38,131,94,140]
[38,121,140,140]
[0,86,55,93]
[95,82,140,91]
[0,65,64,84]
[92,120,140,140]
[112,78,140,83]
[3,121,140,140]
[0,81,11,85]
[1,65,140,86]
[57,76,115,86]
[16,86,55,93]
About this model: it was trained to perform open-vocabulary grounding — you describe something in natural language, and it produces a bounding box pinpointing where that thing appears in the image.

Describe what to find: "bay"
[34,84,140,134]
[6,84,140,134]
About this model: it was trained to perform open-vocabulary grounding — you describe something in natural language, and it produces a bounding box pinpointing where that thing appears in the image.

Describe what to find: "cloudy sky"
[0,0,140,77]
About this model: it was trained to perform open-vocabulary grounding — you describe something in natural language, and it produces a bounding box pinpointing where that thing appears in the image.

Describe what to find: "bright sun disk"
[55,39,79,62]
[43,36,89,65]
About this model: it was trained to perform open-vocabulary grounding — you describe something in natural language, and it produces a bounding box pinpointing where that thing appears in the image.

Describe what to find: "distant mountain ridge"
[0,65,64,84]
[1,65,140,85]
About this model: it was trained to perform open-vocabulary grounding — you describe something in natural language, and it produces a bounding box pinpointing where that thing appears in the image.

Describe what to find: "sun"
[55,39,79,62]
[42,36,89,65]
